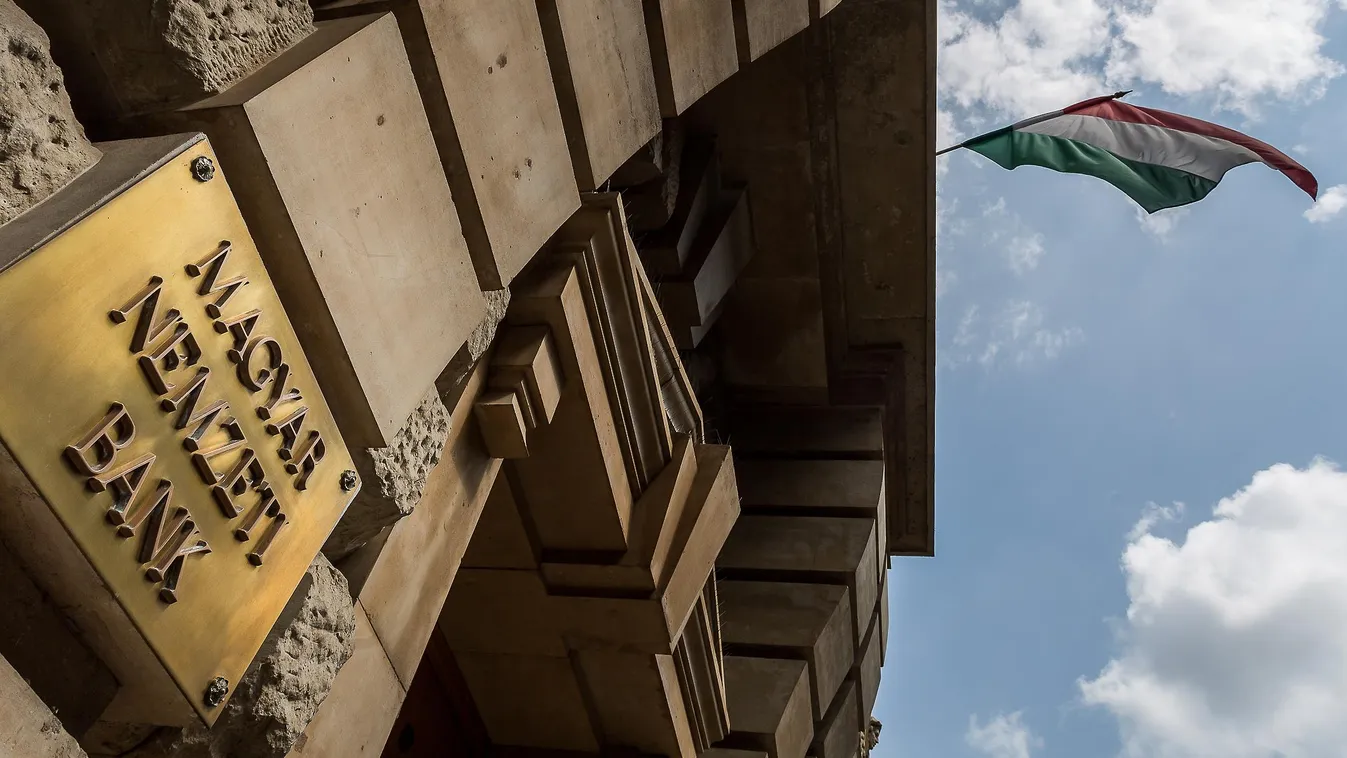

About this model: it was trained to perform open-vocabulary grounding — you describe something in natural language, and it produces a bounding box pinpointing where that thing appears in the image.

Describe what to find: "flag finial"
[1113,90,1133,99]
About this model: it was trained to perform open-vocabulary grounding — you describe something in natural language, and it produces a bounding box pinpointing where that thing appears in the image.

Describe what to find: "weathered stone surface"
[125,555,356,758]
[324,389,452,559]
[0,1,100,226]
[0,652,86,757]
[20,0,313,118]
[442,288,512,391]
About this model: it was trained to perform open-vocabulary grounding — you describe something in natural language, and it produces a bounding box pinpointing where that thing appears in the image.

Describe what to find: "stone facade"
[0,0,99,225]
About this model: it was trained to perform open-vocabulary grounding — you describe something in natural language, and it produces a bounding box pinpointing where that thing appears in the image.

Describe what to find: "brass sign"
[0,136,358,724]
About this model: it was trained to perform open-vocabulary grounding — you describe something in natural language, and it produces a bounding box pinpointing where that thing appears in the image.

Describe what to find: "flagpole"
[935,90,1132,156]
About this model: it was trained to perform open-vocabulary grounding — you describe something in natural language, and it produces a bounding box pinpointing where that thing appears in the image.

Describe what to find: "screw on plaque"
[340,470,358,492]
[191,156,216,182]
[204,676,229,708]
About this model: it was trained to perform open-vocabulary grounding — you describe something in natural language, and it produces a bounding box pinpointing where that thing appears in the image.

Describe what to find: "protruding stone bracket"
[474,325,566,460]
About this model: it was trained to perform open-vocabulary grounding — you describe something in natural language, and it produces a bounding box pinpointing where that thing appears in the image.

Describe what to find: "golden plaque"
[0,134,359,726]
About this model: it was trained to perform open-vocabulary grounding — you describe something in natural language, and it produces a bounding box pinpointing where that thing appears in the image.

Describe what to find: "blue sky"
[876,2,1347,756]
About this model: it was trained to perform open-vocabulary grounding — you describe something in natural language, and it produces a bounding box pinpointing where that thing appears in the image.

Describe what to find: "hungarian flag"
[947,92,1318,213]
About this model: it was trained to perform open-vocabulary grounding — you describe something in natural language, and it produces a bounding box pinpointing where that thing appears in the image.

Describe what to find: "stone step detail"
[723,656,814,758]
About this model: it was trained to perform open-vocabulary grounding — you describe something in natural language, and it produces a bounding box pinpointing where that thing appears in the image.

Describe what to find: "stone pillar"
[121,554,356,758]
[16,0,314,120]
[0,0,99,224]
[0,652,87,757]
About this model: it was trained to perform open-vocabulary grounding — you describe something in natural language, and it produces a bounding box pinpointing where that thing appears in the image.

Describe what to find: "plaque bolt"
[340,470,358,492]
[204,677,229,708]
[191,156,216,183]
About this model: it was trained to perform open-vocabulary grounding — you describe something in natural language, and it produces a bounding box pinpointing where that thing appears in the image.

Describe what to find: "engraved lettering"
[285,431,325,491]
[185,241,249,319]
[234,493,279,542]
[109,277,179,354]
[159,367,230,451]
[237,336,283,393]
[214,308,261,363]
[247,510,287,566]
[140,505,210,605]
[111,479,173,539]
[64,403,136,476]
[256,363,302,420]
[88,452,156,527]
[264,405,308,460]
[190,417,246,485]
[137,321,202,395]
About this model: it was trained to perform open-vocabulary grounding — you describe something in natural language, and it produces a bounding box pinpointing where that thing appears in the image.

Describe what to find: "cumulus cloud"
[966,712,1043,758]
[1134,206,1192,239]
[939,0,1347,124]
[1081,459,1347,757]
[1304,184,1347,223]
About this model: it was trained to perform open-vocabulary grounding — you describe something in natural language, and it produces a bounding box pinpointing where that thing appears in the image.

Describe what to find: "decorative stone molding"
[473,325,566,460]
[673,577,731,753]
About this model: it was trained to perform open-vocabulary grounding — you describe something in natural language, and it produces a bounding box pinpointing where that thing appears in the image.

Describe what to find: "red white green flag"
[947,92,1318,213]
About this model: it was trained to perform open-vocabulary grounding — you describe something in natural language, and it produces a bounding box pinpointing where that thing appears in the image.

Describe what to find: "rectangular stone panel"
[737,459,884,512]
[644,0,741,116]
[718,516,878,653]
[461,475,537,570]
[813,678,859,758]
[719,581,853,722]
[0,135,358,726]
[152,13,486,448]
[856,603,882,727]
[640,137,720,277]
[727,406,883,458]
[537,0,663,189]
[456,651,600,752]
[723,656,813,758]
[719,278,829,390]
[575,650,697,758]
[657,187,755,331]
[316,0,581,291]
[732,0,810,64]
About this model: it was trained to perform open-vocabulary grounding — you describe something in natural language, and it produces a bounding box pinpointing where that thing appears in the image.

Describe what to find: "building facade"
[0,1,933,756]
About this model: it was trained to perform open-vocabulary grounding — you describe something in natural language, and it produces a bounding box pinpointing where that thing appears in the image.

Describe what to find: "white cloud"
[1304,184,1347,223]
[1135,206,1192,239]
[1081,459,1347,757]
[943,301,1083,368]
[967,712,1043,758]
[1006,233,1046,274]
[939,0,1347,125]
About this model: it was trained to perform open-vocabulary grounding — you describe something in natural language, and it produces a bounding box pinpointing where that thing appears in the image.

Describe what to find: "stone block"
[287,602,405,758]
[316,0,580,291]
[489,326,566,425]
[455,651,599,752]
[461,475,537,570]
[440,569,566,658]
[355,359,501,683]
[732,0,810,64]
[126,554,356,758]
[737,459,884,512]
[0,539,117,737]
[18,0,313,118]
[718,516,878,652]
[723,656,813,758]
[640,136,720,277]
[0,652,86,757]
[643,0,740,116]
[879,572,889,666]
[324,389,452,560]
[505,260,633,553]
[719,278,829,391]
[657,187,754,334]
[537,0,662,189]
[813,678,859,758]
[575,651,696,758]
[856,604,882,729]
[474,391,530,460]
[727,406,883,458]
[151,13,486,448]
[0,0,100,226]
[719,581,853,722]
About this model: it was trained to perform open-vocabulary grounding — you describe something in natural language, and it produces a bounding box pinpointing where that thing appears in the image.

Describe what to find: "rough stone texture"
[442,287,512,390]
[858,717,882,758]
[323,389,453,559]
[18,0,313,118]
[0,1,100,226]
[123,554,356,758]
